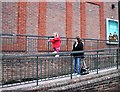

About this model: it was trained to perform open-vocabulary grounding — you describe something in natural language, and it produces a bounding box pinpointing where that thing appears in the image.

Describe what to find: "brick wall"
[2,53,118,85]
[38,2,47,51]
[2,57,72,84]
[66,2,72,50]
[1,1,118,52]
[2,2,27,52]
[26,2,39,53]
[2,2,18,34]
[86,3,100,39]
[46,2,66,37]
[2,2,118,37]
[72,2,80,38]
[8,67,119,91]
[104,2,118,22]
[80,2,86,38]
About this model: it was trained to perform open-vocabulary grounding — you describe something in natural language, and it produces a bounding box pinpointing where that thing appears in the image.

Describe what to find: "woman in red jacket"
[49,32,61,53]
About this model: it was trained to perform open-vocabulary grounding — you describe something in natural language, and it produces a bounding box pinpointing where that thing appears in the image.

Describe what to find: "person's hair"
[53,32,59,37]
[76,36,81,43]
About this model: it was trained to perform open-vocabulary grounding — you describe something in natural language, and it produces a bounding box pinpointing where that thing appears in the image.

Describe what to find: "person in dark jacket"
[72,36,84,75]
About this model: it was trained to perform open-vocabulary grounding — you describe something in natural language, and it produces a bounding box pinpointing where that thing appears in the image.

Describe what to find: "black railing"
[1,48,120,87]
[1,34,119,54]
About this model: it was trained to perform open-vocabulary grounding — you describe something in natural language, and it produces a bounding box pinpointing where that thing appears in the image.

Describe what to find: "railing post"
[1,61,3,88]
[83,39,85,50]
[67,38,68,51]
[97,51,99,74]
[117,49,119,69]
[36,56,38,86]
[48,37,50,54]
[70,54,73,79]
[26,35,27,54]
[97,40,99,49]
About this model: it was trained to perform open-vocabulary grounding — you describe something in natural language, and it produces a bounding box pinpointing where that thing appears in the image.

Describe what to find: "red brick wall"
[66,2,72,50]
[2,2,27,52]
[26,3,39,53]
[17,2,27,50]
[2,2,18,34]
[26,2,39,35]
[104,2,118,40]
[66,2,72,38]
[80,2,105,39]
[38,2,47,51]
[86,3,100,39]
[80,2,86,38]
[99,2,105,40]
[2,1,118,52]
[72,2,80,38]
[46,2,66,36]
[38,2,46,36]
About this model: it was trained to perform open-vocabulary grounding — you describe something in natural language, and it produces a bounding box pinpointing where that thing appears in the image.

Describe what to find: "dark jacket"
[72,41,84,58]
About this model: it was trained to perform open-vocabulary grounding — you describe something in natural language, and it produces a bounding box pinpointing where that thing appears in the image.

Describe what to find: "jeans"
[74,57,81,74]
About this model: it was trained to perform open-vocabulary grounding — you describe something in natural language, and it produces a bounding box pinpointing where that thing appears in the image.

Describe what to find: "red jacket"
[49,36,61,48]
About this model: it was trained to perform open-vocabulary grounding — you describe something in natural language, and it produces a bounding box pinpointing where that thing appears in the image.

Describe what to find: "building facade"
[2,1,118,37]
[1,1,119,52]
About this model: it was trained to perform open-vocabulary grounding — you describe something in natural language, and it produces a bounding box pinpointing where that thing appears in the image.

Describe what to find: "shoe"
[73,73,77,75]
[77,75,80,77]
[55,55,59,57]
[53,51,57,53]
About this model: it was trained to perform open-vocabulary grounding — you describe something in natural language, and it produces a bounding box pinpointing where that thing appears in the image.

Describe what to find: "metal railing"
[1,34,119,54]
[1,48,120,87]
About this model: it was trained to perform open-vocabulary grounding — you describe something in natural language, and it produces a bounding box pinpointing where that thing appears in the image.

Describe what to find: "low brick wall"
[2,53,117,85]
[21,69,120,92]
[48,73,120,92]
[1,66,119,92]
[2,57,72,84]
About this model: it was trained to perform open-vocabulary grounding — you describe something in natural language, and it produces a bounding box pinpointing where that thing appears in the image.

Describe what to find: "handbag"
[81,60,89,75]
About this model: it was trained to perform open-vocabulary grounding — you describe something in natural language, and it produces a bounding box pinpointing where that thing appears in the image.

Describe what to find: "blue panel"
[106,18,119,44]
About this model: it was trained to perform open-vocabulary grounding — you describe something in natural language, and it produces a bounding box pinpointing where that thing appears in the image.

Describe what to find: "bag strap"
[83,60,87,68]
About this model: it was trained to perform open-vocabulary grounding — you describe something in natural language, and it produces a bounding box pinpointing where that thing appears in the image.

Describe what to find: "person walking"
[72,36,84,75]
[48,32,61,57]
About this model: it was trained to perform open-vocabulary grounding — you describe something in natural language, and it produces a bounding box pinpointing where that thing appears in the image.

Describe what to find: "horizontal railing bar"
[1,49,104,59]
[2,53,116,61]
[1,34,120,42]
[0,34,66,39]
[2,48,119,59]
